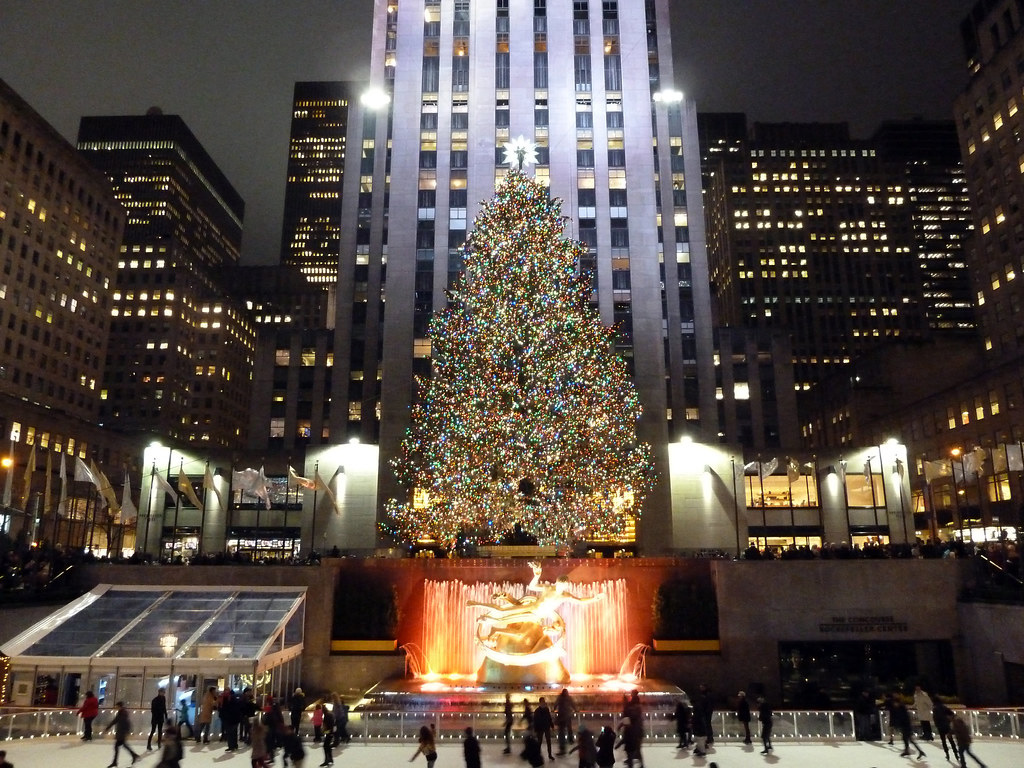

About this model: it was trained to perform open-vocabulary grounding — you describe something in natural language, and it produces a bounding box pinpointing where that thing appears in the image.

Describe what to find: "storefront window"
[846,472,885,507]
[744,474,819,507]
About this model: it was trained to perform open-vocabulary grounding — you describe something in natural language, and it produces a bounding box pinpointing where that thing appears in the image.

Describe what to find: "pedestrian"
[892,700,925,759]
[148,687,168,751]
[555,688,577,755]
[177,697,194,740]
[503,693,514,754]
[240,688,256,745]
[158,724,183,768]
[521,698,534,730]
[251,718,270,768]
[534,696,555,761]
[912,685,934,740]
[410,724,438,768]
[882,691,897,746]
[621,690,645,767]
[853,690,877,741]
[690,702,708,757]
[280,725,306,767]
[463,726,481,768]
[290,687,308,736]
[197,686,218,744]
[595,725,616,768]
[0,749,12,768]
[312,703,324,743]
[521,732,545,768]
[220,688,241,752]
[672,696,691,749]
[695,684,714,746]
[933,700,960,763]
[757,696,773,755]
[103,700,140,767]
[77,689,100,741]
[569,724,596,768]
[331,694,351,744]
[951,713,988,768]
[320,701,336,767]
[614,716,643,768]
[736,691,751,745]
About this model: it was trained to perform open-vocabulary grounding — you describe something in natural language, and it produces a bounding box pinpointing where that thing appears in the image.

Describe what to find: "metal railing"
[1,707,1020,742]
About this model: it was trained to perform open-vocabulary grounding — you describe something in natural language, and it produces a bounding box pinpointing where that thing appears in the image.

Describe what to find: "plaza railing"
[1,707,1020,742]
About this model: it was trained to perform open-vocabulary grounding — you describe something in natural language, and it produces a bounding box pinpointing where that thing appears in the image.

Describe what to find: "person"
[951,713,988,768]
[555,688,577,755]
[177,696,194,740]
[569,724,596,768]
[697,685,714,746]
[312,703,324,743]
[0,749,11,768]
[157,724,183,768]
[78,689,100,741]
[621,691,644,768]
[757,696,773,755]
[521,731,545,768]
[104,700,140,767]
[220,688,241,752]
[892,699,926,759]
[933,700,960,763]
[690,702,708,757]
[521,698,534,730]
[251,718,270,768]
[614,716,643,768]
[853,690,877,741]
[533,697,555,761]
[197,685,218,744]
[410,724,438,768]
[913,685,934,741]
[503,693,515,754]
[290,687,308,736]
[263,696,286,759]
[241,688,257,745]
[736,691,751,745]
[280,725,306,767]
[595,725,616,768]
[331,694,351,744]
[463,726,481,768]
[320,702,336,767]
[147,687,169,751]
[672,696,691,749]
[882,691,898,746]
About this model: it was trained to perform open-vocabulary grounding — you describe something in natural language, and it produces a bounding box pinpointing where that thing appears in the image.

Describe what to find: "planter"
[652,639,721,653]
[330,639,398,653]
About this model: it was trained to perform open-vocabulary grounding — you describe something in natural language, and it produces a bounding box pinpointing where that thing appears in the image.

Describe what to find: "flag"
[862,459,873,482]
[57,452,68,517]
[732,460,747,486]
[22,443,36,508]
[74,456,96,485]
[1008,443,1024,472]
[90,459,121,515]
[288,465,317,491]
[758,457,778,480]
[177,467,204,509]
[232,467,270,509]
[203,465,222,509]
[154,471,178,503]
[43,449,52,520]
[786,458,799,484]
[894,457,905,480]
[963,446,987,478]
[315,467,340,513]
[120,470,138,523]
[923,459,952,484]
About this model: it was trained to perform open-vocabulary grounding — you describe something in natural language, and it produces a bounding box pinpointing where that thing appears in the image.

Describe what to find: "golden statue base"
[476,656,570,685]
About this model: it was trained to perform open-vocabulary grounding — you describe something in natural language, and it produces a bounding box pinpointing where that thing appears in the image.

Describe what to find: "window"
[496,52,510,89]
[422,57,440,92]
[534,52,548,89]
[574,55,592,91]
[452,57,469,91]
[604,55,622,91]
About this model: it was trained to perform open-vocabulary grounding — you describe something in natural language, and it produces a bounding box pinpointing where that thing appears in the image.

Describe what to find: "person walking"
[503,693,514,754]
[157,724,183,768]
[736,691,752,745]
[220,688,241,752]
[197,686,218,744]
[595,725,616,768]
[951,713,988,768]
[521,698,534,730]
[695,685,714,746]
[892,700,925,759]
[672,696,691,749]
[534,697,555,761]
[757,696,773,755]
[912,685,934,741]
[933,700,960,763]
[853,690,878,741]
[78,689,100,741]
[320,702,336,767]
[103,700,140,767]
[331,694,351,744]
[289,687,308,736]
[463,726,481,768]
[410,724,438,768]
[614,716,643,768]
[177,696,194,741]
[147,687,169,751]
[569,724,596,768]
[250,718,270,768]
[555,688,577,756]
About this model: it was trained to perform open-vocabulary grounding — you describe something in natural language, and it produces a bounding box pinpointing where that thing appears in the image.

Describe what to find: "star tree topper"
[502,135,539,171]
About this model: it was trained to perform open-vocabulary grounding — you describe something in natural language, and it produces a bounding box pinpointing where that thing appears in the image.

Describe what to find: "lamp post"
[951,447,967,542]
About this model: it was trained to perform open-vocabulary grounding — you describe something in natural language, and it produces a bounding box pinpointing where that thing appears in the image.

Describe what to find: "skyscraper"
[280,81,354,285]
[327,0,714,550]
[77,111,256,448]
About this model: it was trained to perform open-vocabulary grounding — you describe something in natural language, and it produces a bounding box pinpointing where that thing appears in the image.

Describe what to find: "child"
[312,703,324,743]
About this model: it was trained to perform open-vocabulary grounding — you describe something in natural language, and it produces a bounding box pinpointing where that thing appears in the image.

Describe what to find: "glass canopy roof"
[2,585,306,668]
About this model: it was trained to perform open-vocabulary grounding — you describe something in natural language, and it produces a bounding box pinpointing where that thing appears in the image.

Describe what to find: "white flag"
[923,459,951,484]
[232,467,271,509]
[154,471,178,503]
[288,465,316,491]
[786,458,799,484]
[74,456,96,485]
[759,457,778,480]
[57,452,68,517]
[315,467,340,514]
[120,470,138,523]
[203,465,222,509]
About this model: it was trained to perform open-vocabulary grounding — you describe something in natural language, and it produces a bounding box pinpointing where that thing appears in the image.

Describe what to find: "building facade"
[280,81,354,285]
[77,112,256,449]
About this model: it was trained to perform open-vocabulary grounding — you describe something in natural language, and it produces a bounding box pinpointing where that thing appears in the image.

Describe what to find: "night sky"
[2,0,970,264]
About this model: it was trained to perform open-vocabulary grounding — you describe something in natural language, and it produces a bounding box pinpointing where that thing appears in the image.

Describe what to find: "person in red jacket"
[77,690,100,741]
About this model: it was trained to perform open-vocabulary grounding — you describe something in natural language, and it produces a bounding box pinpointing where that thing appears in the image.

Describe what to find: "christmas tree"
[383,170,653,550]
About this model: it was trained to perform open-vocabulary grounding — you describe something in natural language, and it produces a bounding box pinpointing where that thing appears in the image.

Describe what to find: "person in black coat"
[673,697,691,748]
[464,726,482,768]
[757,697,773,755]
[892,700,925,759]
[521,731,545,768]
[289,688,307,736]
[503,694,515,754]
[220,689,242,752]
[736,691,751,745]
[595,725,616,768]
[147,687,168,751]
[533,697,555,760]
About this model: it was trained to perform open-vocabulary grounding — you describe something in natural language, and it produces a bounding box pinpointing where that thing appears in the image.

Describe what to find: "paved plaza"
[2,736,1021,768]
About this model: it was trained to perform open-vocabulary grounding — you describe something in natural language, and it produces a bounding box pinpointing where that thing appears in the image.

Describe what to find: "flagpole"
[87,481,97,553]
[949,452,964,542]
[839,457,851,543]
[1018,439,1024,542]
[786,458,797,547]
[198,460,209,557]
[757,456,767,551]
[868,449,880,535]
[311,461,320,556]
[283,461,291,558]
[172,460,183,561]
[730,457,740,558]
[142,463,156,556]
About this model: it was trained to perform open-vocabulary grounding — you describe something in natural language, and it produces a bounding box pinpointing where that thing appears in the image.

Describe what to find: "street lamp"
[360,88,391,110]
[653,88,683,104]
